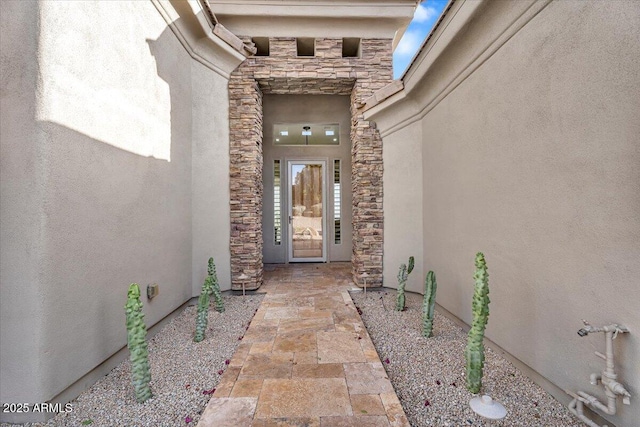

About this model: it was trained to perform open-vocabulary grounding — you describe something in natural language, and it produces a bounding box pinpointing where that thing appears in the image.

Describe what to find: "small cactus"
[396,264,407,311]
[422,271,437,337]
[194,276,214,343]
[395,256,415,311]
[125,284,152,403]
[208,258,224,313]
[465,252,491,394]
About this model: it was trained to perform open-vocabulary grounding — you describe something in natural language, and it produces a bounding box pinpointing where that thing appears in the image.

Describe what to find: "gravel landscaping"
[4,294,263,427]
[4,287,586,427]
[350,290,582,427]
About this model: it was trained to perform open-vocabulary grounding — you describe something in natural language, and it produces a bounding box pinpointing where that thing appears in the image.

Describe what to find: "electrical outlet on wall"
[147,283,159,300]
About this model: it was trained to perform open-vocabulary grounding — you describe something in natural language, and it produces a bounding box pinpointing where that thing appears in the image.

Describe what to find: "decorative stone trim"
[315,38,343,59]
[229,37,392,289]
[269,38,297,57]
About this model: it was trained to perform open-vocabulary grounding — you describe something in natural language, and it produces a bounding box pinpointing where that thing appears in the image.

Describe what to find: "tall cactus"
[422,271,437,337]
[194,275,214,343]
[125,284,152,403]
[465,252,491,394]
[395,256,414,311]
[208,258,224,313]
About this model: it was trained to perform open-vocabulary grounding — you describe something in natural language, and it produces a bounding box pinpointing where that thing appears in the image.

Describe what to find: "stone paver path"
[198,263,410,427]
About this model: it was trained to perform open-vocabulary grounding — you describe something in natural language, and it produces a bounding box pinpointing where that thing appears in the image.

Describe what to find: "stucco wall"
[1,1,233,421]
[371,1,639,426]
[382,120,423,291]
[0,0,44,416]
[191,60,232,292]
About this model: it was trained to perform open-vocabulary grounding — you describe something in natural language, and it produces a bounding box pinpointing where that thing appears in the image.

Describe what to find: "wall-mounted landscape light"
[147,283,159,300]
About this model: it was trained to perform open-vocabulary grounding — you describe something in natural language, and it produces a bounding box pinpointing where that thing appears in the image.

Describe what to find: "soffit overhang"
[365,0,553,138]
[152,0,247,78]
[362,0,481,133]
[210,0,417,40]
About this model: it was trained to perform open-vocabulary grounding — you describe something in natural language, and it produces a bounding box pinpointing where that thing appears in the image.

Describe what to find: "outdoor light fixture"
[237,273,249,296]
[274,123,339,145]
[302,125,311,145]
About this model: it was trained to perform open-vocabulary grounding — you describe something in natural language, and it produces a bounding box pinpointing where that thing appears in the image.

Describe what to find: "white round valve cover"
[469,395,507,420]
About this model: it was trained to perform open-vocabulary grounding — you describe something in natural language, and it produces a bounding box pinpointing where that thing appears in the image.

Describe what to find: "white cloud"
[414,3,438,23]
[395,31,422,56]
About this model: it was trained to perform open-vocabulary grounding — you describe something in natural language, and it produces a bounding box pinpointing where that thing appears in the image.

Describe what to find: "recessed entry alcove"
[228,37,392,290]
[262,95,353,264]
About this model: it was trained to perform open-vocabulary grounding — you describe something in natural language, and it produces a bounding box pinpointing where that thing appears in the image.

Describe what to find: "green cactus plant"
[465,252,491,394]
[422,271,437,337]
[194,275,214,343]
[208,258,224,313]
[395,256,415,311]
[124,284,152,403]
[396,264,407,311]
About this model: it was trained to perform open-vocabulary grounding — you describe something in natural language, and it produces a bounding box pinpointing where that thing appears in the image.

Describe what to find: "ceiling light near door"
[273,123,339,145]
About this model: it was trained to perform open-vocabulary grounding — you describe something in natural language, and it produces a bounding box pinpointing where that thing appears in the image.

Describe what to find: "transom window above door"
[274,123,340,146]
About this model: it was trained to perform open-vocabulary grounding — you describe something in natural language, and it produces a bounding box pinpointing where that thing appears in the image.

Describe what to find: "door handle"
[289,215,292,224]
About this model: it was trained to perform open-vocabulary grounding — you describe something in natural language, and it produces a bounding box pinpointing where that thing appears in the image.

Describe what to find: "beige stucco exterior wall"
[0,0,44,417]
[191,60,232,292]
[382,120,423,291]
[0,1,234,422]
[370,1,640,426]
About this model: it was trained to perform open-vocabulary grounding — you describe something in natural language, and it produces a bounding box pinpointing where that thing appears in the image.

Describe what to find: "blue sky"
[393,0,448,79]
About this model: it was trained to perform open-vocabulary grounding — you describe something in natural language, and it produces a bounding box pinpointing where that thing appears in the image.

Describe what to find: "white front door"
[287,160,327,262]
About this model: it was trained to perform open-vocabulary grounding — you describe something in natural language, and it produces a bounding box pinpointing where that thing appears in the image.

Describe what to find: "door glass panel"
[291,164,323,259]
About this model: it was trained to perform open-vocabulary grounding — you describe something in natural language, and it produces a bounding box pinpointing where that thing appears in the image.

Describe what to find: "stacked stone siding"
[229,76,264,288]
[229,37,391,290]
[315,38,343,59]
[269,38,297,58]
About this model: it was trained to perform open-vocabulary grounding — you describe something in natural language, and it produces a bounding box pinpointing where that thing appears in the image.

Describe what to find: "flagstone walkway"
[197,263,410,427]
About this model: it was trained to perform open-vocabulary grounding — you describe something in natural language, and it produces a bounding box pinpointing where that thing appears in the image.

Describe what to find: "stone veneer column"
[228,37,392,289]
[350,39,392,287]
[229,69,263,290]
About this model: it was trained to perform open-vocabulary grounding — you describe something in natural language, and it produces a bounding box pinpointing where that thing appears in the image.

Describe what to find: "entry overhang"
[209,0,417,41]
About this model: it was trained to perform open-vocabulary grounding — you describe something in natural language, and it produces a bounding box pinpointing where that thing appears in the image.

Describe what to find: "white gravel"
[5,288,585,427]
[3,294,263,427]
[350,290,583,427]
